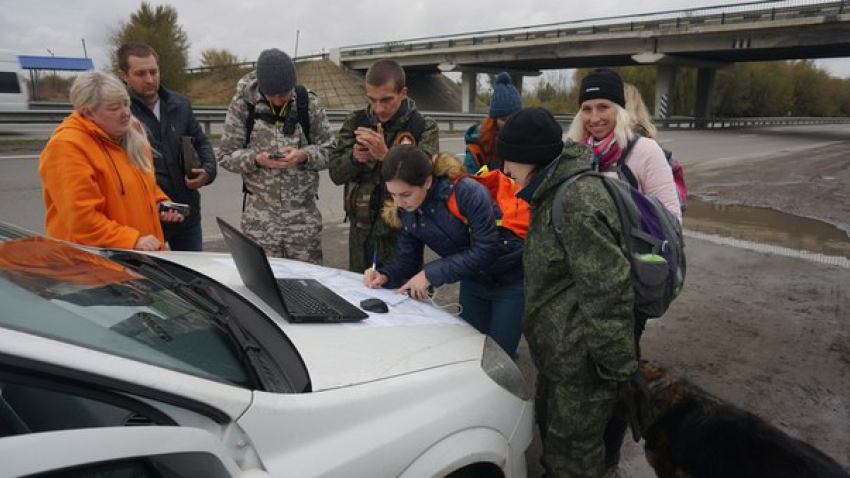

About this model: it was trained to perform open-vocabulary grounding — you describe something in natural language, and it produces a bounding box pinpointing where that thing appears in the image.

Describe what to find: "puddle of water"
[683,198,850,259]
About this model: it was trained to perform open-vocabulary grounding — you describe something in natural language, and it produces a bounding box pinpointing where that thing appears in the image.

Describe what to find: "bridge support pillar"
[461,71,476,113]
[654,65,677,121]
[695,68,717,128]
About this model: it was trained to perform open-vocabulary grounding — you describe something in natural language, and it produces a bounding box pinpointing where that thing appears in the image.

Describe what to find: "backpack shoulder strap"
[551,170,593,242]
[616,136,640,190]
[408,110,426,142]
[295,85,312,145]
[242,101,257,211]
[243,102,256,149]
[446,175,468,224]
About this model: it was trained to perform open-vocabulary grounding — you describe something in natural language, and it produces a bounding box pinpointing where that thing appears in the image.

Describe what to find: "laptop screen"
[216,217,290,319]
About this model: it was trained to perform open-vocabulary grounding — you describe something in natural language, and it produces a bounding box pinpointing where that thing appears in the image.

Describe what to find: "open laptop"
[217,217,368,323]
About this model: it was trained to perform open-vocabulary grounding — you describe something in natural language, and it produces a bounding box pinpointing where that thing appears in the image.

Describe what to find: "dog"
[628,361,849,478]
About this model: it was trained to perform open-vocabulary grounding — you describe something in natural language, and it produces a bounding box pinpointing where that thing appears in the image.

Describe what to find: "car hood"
[150,251,485,392]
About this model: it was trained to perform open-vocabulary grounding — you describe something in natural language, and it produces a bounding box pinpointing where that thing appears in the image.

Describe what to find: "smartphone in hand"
[159,201,190,216]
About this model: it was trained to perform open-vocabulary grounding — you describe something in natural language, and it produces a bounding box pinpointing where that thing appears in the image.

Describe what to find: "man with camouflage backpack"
[330,60,439,272]
[218,48,335,264]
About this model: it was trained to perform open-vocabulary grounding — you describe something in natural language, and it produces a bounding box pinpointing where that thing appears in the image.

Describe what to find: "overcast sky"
[2,0,849,80]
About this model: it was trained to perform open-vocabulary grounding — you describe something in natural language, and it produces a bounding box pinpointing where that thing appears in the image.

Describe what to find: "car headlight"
[481,337,531,400]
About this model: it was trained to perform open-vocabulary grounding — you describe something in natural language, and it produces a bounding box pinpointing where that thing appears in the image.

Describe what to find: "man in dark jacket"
[329,60,439,272]
[118,43,216,251]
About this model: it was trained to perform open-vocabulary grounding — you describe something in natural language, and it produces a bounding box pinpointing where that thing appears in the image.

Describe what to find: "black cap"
[496,107,564,166]
[579,68,625,108]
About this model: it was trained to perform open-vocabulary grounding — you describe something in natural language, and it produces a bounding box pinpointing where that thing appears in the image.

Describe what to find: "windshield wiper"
[111,253,223,314]
[109,253,275,388]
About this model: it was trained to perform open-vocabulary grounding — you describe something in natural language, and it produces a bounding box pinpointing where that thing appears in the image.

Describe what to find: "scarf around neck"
[584,132,622,172]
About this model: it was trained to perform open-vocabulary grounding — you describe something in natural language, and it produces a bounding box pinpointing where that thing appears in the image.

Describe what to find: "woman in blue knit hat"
[462,72,522,174]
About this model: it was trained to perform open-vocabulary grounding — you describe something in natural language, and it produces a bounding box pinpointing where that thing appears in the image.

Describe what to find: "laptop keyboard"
[276,279,339,315]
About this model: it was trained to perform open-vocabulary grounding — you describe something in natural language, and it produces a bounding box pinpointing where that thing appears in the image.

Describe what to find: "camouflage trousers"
[347,223,397,274]
[535,368,619,478]
[242,194,323,265]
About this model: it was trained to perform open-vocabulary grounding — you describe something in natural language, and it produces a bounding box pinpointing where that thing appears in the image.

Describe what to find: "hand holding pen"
[363,249,387,289]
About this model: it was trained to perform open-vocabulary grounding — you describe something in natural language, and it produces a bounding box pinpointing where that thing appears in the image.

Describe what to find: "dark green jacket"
[329,98,439,235]
[519,141,636,383]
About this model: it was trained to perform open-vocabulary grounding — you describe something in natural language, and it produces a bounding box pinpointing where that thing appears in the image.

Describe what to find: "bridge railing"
[339,0,846,57]
[2,109,849,133]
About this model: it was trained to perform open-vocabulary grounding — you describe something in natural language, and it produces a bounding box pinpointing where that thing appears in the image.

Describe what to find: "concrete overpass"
[330,0,850,120]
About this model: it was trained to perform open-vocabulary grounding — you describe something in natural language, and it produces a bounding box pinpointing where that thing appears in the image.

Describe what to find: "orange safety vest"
[446,170,529,239]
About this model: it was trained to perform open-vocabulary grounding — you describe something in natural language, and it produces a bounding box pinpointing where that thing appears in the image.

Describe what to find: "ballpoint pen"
[371,248,378,272]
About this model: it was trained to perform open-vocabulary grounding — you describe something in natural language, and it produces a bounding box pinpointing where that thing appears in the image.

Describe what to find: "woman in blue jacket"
[363,145,524,357]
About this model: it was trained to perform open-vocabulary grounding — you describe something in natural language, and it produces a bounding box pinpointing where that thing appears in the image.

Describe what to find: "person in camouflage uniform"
[499,108,637,478]
[217,48,335,264]
[329,60,439,273]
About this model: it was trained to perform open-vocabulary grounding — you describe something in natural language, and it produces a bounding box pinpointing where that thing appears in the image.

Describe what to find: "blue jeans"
[164,221,203,252]
[459,278,525,358]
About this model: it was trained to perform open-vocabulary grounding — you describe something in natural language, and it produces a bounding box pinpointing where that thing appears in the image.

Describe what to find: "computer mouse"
[360,297,389,314]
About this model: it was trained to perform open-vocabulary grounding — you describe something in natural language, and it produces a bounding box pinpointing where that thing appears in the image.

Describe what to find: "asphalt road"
[2,124,849,237]
[1,123,848,476]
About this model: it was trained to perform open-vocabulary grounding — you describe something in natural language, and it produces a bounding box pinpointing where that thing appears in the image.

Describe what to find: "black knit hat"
[579,68,625,108]
[256,48,296,96]
[496,107,564,166]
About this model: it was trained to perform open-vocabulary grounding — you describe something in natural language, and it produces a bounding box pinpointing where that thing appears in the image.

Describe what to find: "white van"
[0,50,28,110]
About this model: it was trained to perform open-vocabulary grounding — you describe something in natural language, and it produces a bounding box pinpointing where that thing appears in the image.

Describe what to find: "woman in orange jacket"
[39,71,183,251]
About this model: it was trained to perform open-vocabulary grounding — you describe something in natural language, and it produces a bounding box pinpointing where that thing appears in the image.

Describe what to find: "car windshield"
[0,237,252,387]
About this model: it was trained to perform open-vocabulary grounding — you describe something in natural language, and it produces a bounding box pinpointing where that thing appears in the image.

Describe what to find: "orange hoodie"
[39,112,170,249]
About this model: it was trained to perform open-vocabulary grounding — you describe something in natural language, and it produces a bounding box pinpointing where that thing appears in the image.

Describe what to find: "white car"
[0,222,533,477]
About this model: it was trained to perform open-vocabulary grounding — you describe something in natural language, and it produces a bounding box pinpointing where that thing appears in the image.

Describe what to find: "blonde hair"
[624,83,658,139]
[566,101,632,148]
[70,71,152,171]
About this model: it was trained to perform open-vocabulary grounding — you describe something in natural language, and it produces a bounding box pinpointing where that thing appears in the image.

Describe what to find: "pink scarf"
[583,132,622,172]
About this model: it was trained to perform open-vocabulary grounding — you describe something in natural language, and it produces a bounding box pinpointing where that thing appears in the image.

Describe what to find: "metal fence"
[2,109,849,134]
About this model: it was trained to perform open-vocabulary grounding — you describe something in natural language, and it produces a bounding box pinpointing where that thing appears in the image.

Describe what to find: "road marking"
[685,230,850,269]
[0,155,38,160]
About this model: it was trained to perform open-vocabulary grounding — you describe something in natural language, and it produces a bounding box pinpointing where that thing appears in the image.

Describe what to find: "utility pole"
[46,48,56,77]
[81,38,88,59]
[294,30,300,59]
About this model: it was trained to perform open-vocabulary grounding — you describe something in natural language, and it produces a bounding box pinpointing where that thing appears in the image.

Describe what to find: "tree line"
[518,61,850,118]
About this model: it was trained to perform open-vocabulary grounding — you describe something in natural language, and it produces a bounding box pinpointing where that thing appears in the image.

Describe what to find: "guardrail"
[0,109,572,134]
[2,109,849,133]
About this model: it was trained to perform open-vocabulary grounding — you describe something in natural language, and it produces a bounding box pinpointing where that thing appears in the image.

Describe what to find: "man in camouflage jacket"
[218,49,335,264]
[329,60,439,273]
[500,108,637,477]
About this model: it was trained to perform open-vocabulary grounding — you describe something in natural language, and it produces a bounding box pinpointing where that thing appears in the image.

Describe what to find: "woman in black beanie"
[566,68,681,223]
[501,107,637,477]
[568,69,684,469]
